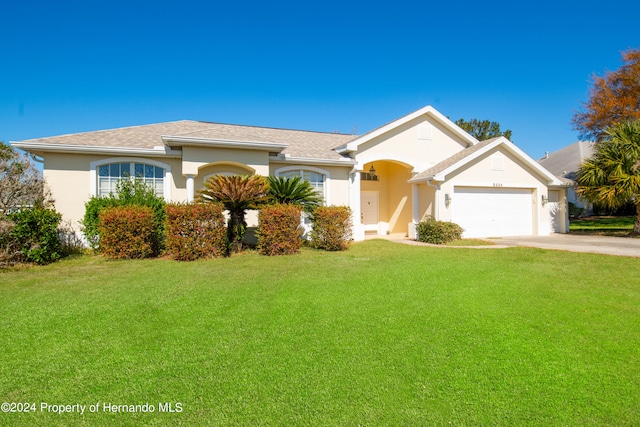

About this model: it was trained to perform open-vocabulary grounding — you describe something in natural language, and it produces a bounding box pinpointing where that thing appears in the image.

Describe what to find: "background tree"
[266,175,322,213]
[454,118,513,141]
[576,120,640,235]
[0,142,51,212]
[198,175,269,253]
[572,48,640,141]
[1,143,65,265]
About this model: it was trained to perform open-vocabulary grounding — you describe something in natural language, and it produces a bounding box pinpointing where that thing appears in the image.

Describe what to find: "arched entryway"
[360,160,414,236]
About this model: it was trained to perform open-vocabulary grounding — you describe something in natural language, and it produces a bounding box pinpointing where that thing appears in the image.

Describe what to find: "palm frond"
[266,175,322,212]
[576,120,640,210]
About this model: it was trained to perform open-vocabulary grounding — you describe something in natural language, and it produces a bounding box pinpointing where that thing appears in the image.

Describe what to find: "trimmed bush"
[310,206,352,251]
[7,207,62,265]
[98,206,157,259]
[165,203,226,261]
[416,217,463,244]
[82,178,165,252]
[257,204,304,256]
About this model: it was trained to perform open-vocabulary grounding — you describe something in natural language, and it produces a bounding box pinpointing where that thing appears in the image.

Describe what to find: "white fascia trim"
[338,105,479,153]
[10,142,182,158]
[89,157,173,202]
[162,135,288,152]
[269,155,356,167]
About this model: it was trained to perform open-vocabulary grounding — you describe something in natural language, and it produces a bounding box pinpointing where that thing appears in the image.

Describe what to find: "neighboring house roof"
[336,105,478,153]
[12,120,358,162]
[537,141,595,182]
[409,136,562,185]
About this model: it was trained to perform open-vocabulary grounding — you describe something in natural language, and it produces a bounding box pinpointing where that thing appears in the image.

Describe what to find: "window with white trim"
[97,162,165,197]
[279,169,326,201]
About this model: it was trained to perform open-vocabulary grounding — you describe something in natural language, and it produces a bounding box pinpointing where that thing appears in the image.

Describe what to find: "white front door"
[361,191,379,231]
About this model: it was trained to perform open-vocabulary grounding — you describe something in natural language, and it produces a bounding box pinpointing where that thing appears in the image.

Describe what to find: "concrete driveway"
[487,234,640,258]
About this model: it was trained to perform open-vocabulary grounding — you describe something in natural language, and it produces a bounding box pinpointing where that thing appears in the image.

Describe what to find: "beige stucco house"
[12,105,569,241]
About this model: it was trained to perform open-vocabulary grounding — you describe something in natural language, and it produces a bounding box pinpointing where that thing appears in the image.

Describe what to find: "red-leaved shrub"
[165,203,226,261]
[98,205,158,259]
[310,206,352,251]
[257,204,303,256]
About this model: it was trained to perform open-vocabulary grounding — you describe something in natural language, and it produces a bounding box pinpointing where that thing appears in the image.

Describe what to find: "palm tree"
[266,175,322,213]
[198,175,269,253]
[577,120,640,235]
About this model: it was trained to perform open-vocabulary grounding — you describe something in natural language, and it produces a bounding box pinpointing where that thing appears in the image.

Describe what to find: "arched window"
[278,169,326,201]
[96,162,165,197]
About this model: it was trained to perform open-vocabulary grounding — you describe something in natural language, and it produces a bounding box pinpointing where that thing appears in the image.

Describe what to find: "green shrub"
[82,196,116,249]
[568,202,585,219]
[98,206,158,259]
[257,204,304,256]
[82,178,165,251]
[8,207,63,264]
[165,203,227,261]
[416,217,463,244]
[310,206,352,251]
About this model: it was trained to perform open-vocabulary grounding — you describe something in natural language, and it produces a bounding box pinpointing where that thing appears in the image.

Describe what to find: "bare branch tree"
[0,142,52,213]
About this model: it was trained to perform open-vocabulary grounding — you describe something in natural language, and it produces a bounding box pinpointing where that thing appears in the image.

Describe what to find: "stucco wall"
[356,115,470,172]
[43,153,186,232]
[434,147,553,235]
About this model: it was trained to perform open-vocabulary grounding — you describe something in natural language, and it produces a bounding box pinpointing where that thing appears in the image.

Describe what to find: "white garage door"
[452,187,533,237]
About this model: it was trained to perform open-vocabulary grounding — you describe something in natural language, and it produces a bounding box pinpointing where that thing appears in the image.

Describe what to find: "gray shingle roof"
[410,138,499,182]
[538,141,595,181]
[17,120,359,161]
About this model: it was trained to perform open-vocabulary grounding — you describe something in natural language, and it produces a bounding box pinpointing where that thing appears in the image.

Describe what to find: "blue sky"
[2,0,638,160]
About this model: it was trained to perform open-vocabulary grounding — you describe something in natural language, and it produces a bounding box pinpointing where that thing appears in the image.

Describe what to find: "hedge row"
[93,203,353,260]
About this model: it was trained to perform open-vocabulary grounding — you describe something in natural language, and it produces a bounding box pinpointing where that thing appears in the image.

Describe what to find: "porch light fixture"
[444,193,452,207]
[368,164,377,179]
[541,194,548,206]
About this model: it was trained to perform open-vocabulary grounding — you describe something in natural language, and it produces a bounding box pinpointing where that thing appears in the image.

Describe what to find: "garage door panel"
[452,187,533,237]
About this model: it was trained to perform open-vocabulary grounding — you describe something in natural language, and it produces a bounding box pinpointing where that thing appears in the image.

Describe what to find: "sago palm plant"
[266,175,322,213]
[198,175,269,253]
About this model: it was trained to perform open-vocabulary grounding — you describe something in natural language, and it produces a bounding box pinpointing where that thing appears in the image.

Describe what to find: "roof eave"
[10,141,183,158]
[269,154,357,167]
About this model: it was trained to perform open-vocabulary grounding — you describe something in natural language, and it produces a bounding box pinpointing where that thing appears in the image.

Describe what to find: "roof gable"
[336,105,478,154]
[409,137,561,185]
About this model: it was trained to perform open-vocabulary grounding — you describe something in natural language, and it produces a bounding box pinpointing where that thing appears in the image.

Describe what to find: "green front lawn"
[570,216,635,236]
[1,241,639,426]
